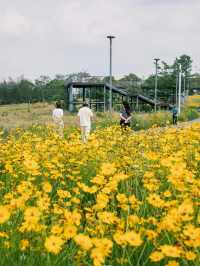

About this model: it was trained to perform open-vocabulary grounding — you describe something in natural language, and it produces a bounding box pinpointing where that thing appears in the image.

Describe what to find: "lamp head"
[107,35,115,39]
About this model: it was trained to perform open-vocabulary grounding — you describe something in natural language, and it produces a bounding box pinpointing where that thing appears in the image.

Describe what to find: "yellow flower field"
[186,95,200,108]
[0,123,200,266]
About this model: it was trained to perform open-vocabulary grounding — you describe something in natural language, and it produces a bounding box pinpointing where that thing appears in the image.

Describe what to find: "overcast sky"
[0,0,200,81]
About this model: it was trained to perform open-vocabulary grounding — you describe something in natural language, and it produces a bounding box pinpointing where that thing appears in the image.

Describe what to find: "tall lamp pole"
[107,35,115,111]
[183,73,186,101]
[154,58,160,112]
[175,74,178,106]
[178,64,182,114]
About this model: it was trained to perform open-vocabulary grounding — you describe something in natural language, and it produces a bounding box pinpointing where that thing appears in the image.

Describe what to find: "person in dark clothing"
[172,105,178,125]
[120,101,132,129]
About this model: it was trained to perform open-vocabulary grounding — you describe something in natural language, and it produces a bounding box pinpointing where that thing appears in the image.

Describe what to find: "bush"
[94,112,118,129]
[132,111,171,130]
[179,107,199,122]
[132,108,199,131]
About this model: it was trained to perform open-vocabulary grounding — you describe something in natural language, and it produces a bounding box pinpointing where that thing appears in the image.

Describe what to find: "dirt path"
[177,118,200,127]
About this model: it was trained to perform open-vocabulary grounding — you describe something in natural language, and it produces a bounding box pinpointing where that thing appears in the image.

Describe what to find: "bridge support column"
[104,85,106,112]
[68,84,74,112]
[83,87,86,103]
[89,88,91,109]
[136,96,139,111]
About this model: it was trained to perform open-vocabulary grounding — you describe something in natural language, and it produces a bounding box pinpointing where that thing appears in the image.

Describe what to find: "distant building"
[188,74,200,95]
[64,76,171,112]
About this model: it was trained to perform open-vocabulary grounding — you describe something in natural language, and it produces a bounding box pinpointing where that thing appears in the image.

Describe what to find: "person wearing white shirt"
[52,101,64,137]
[77,103,93,142]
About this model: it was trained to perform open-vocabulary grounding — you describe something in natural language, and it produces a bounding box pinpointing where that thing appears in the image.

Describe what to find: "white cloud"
[0,10,30,36]
[0,0,200,80]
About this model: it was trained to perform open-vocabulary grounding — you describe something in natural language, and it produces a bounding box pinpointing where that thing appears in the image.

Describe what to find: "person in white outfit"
[77,103,93,142]
[52,101,64,137]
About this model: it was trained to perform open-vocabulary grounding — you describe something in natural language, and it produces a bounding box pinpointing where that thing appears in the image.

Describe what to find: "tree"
[159,61,172,76]
[46,79,65,102]
[119,73,141,82]
[172,55,192,76]
[103,76,116,83]
[118,73,142,94]
[35,75,51,102]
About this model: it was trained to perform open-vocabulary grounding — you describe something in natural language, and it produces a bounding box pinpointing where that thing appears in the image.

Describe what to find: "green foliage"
[94,112,118,129]
[0,54,194,110]
[142,54,193,104]
[0,77,65,105]
[172,54,193,76]
[132,112,171,130]
[131,107,199,131]
[116,73,142,95]
[119,73,141,82]
[179,107,199,122]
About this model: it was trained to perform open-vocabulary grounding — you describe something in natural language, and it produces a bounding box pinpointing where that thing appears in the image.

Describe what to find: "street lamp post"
[183,73,186,101]
[107,35,115,111]
[154,58,160,112]
[175,74,178,106]
[178,64,182,114]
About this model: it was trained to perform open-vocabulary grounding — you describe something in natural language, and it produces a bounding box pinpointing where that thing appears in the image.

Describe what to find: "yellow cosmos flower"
[116,193,128,204]
[42,182,52,193]
[74,234,93,251]
[92,238,113,255]
[90,248,105,266]
[44,235,64,254]
[0,232,8,238]
[19,220,44,233]
[23,158,40,175]
[71,197,80,204]
[147,194,165,208]
[145,229,158,241]
[97,212,117,225]
[178,200,194,221]
[57,189,71,199]
[185,251,196,261]
[124,231,143,247]
[20,239,30,251]
[163,190,172,198]
[51,225,63,235]
[166,261,180,266]
[113,232,126,246]
[183,224,200,248]
[24,207,41,223]
[150,251,164,262]
[91,175,105,185]
[100,163,116,176]
[63,224,77,240]
[160,245,182,258]
[0,206,10,224]
[93,193,109,210]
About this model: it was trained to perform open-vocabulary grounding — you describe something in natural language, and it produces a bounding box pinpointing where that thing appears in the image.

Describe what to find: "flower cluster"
[0,123,200,265]
[186,95,200,108]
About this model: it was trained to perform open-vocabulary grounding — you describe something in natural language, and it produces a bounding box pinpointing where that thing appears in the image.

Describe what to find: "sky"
[0,0,200,81]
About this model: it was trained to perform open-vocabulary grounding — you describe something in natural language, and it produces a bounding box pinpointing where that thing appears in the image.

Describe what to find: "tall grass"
[0,103,199,133]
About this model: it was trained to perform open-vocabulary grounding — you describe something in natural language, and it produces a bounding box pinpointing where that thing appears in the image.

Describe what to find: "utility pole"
[187,77,190,97]
[154,58,160,111]
[183,73,186,102]
[107,35,115,111]
[175,74,178,105]
[178,64,182,114]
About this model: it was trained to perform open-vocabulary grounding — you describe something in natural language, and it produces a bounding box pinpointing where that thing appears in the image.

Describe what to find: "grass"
[0,102,199,133]
[0,103,76,131]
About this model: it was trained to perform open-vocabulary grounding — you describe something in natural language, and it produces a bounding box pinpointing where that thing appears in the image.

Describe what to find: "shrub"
[180,107,199,121]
